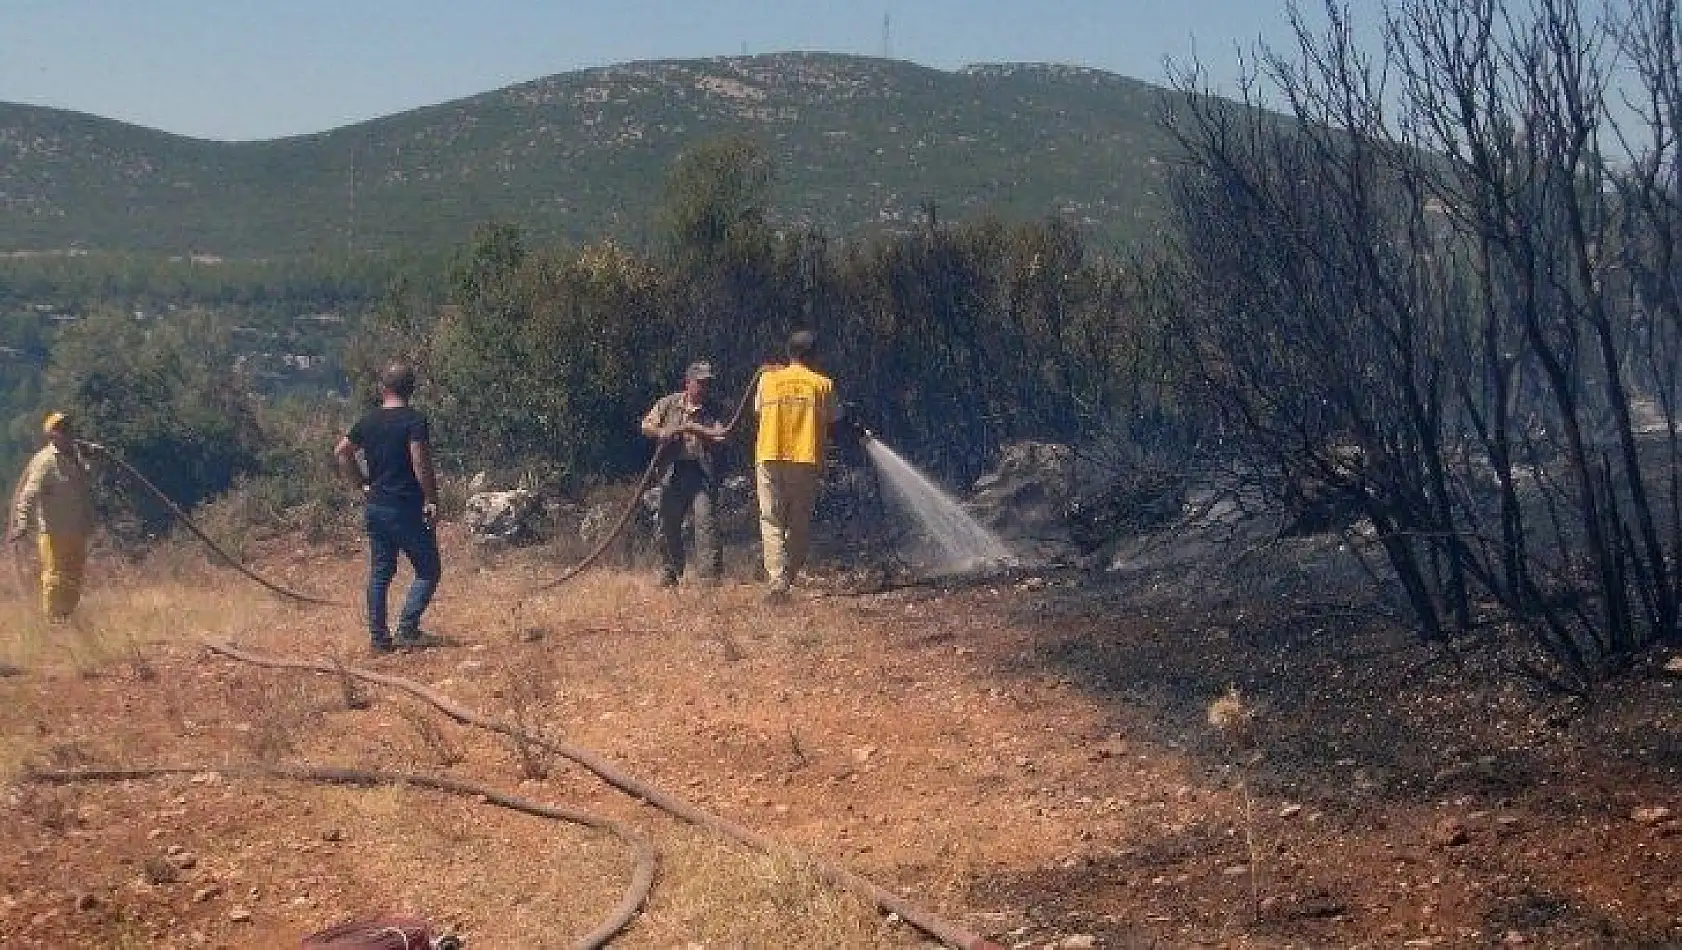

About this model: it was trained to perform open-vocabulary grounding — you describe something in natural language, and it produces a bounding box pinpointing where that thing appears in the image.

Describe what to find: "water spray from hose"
[862,437,1015,576]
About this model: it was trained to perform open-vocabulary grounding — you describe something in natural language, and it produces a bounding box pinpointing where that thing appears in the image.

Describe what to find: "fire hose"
[517,365,765,598]
[88,444,354,607]
[14,373,1009,947]
[198,640,1004,950]
[59,367,770,608]
[28,763,655,950]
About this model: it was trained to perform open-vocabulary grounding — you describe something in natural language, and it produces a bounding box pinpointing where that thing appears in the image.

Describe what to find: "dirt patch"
[1,532,1679,947]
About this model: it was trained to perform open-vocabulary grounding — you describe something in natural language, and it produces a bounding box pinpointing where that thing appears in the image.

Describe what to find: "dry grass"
[233,676,325,763]
[1208,686,1265,923]
[14,533,1675,947]
[0,731,33,785]
[0,545,370,677]
[341,781,407,824]
[331,654,373,710]
[0,554,928,946]
[638,831,901,948]
[13,782,81,834]
[499,648,560,780]
[397,701,467,766]
[0,550,1024,946]
[1,565,284,671]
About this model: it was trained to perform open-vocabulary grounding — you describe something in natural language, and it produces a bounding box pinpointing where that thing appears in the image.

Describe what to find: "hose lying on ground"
[206,640,1004,950]
[28,763,656,950]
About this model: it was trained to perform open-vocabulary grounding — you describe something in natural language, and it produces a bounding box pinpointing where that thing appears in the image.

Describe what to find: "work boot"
[394,629,452,650]
[656,570,680,589]
[764,579,791,605]
[369,638,395,657]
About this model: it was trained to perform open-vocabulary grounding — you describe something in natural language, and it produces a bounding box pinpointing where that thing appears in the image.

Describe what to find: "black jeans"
[658,461,721,580]
[365,502,441,644]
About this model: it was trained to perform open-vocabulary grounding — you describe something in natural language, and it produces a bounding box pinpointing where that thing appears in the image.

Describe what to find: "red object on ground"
[300,917,434,949]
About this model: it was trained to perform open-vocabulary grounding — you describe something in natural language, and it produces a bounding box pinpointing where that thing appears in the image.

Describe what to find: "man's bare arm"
[641,402,677,441]
[409,439,439,521]
[333,437,365,495]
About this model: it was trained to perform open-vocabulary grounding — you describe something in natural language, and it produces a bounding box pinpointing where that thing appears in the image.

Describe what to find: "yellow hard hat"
[42,411,68,434]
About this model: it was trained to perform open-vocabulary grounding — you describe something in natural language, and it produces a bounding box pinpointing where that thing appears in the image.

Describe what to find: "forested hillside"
[0,54,1178,256]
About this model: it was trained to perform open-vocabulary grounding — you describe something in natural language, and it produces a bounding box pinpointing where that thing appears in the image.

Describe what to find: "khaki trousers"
[38,532,88,619]
[756,461,820,588]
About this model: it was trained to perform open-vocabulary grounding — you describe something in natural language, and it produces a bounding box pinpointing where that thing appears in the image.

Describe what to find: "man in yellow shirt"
[6,412,99,620]
[754,330,835,602]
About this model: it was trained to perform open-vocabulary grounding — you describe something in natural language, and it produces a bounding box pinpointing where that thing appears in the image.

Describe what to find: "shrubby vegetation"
[5,0,1680,691]
[46,306,265,536]
[5,140,1182,547]
[0,254,398,528]
[385,137,1186,493]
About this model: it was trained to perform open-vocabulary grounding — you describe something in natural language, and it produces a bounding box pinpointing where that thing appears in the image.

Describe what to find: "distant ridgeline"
[0,54,1181,257]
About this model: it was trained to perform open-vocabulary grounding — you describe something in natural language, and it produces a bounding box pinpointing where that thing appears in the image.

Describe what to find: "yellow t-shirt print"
[754,363,835,465]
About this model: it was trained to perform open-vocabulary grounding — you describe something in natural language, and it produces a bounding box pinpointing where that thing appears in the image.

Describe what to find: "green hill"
[0,53,1183,258]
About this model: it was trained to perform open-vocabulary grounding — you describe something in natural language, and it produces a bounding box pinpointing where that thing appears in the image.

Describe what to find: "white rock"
[1632,806,1673,825]
[464,488,540,542]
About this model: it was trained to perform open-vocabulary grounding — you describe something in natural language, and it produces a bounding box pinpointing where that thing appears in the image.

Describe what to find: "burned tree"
[1161,0,1682,689]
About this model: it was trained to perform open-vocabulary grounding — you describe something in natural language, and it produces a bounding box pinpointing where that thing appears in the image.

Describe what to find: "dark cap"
[685,360,716,381]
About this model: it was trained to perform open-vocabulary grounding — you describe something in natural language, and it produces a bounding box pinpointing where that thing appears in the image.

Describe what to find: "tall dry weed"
[500,650,560,780]
[1209,686,1265,922]
[229,676,323,763]
[398,703,466,767]
[639,833,899,948]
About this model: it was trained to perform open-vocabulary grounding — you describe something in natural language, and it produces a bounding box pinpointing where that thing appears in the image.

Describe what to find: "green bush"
[45,307,266,541]
[349,142,1190,495]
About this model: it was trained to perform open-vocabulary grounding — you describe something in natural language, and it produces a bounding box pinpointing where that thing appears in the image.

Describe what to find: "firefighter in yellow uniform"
[754,330,835,602]
[6,412,98,620]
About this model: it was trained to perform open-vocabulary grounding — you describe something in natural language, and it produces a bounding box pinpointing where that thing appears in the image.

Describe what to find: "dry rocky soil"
[2,525,1680,948]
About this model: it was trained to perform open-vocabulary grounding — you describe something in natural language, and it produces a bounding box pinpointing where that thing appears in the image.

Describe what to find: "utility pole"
[882,12,892,60]
[347,143,360,257]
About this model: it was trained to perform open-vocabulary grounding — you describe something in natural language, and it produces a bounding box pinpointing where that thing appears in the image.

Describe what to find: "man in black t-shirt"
[335,363,442,654]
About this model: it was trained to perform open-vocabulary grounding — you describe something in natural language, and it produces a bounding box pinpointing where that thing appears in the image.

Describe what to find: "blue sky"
[0,1,1358,141]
